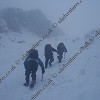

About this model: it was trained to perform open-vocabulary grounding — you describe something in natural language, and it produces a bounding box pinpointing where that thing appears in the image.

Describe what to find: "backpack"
[45,44,51,53]
[28,49,38,59]
[24,49,38,68]
[57,43,64,50]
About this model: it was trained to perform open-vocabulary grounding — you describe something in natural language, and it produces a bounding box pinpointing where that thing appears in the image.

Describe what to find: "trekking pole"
[41,73,43,82]
[63,52,66,59]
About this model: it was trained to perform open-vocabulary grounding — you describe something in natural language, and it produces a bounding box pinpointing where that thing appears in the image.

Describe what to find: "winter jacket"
[24,57,45,74]
[45,47,57,57]
[57,44,67,55]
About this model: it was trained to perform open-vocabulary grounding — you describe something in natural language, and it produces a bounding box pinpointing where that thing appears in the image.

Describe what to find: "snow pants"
[25,60,38,83]
[45,55,54,68]
[57,52,63,63]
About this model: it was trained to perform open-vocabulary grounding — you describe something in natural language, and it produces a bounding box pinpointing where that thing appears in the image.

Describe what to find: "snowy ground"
[0,30,100,100]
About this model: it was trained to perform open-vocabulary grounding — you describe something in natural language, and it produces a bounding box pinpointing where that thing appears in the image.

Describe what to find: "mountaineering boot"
[29,80,36,88]
[23,82,29,87]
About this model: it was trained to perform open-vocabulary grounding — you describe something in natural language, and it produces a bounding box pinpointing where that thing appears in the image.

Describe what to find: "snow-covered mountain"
[0,8,63,37]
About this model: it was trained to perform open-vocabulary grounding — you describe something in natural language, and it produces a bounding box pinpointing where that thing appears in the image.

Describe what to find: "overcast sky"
[0,0,100,38]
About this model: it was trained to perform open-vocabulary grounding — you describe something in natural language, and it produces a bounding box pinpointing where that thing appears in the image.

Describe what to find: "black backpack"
[57,43,64,50]
[28,49,38,59]
[45,44,51,53]
[24,49,38,68]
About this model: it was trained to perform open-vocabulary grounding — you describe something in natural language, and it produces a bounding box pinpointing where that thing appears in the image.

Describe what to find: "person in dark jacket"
[23,49,45,88]
[44,44,57,69]
[57,42,67,63]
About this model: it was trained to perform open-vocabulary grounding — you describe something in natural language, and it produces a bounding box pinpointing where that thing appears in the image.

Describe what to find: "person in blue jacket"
[23,49,45,88]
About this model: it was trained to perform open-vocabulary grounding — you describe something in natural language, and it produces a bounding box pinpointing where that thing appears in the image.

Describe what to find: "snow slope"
[37,34,100,100]
[0,30,100,100]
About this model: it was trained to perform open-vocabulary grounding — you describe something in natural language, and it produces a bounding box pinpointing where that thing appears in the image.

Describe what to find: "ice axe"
[63,52,66,59]
[41,73,43,82]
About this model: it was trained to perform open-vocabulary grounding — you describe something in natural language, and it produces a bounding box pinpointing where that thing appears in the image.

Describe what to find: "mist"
[0,0,100,38]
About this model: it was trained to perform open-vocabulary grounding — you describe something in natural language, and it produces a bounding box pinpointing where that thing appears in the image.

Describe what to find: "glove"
[42,69,45,74]
[64,50,67,52]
